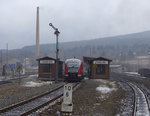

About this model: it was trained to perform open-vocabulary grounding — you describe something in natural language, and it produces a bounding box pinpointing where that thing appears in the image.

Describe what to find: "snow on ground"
[124,72,139,75]
[124,72,148,78]
[95,79,117,94]
[84,77,89,80]
[23,81,53,87]
[140,76,146,78]
[124,72,140,77]
[96,86,117,94]
[94,79,108,84]
[28,74,38,78]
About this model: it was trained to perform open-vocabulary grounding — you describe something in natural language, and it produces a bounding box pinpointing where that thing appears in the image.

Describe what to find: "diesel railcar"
[64,58,83,81]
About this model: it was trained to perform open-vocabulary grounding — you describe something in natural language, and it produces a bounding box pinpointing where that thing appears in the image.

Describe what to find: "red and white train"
[64,58,84,81]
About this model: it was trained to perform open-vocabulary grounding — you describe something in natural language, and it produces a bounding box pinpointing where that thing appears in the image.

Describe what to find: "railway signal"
[49,23,60,82]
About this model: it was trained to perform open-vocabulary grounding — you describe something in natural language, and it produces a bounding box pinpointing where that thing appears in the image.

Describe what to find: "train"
[64,58,84,82]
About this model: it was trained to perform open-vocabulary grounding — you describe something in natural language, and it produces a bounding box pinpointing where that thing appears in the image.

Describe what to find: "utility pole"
[49,23,60,82]
[5,43,8,79]
[148,51,150,68]
[0,51,2,67]
[7,43,8,66]
[0,50,2,76]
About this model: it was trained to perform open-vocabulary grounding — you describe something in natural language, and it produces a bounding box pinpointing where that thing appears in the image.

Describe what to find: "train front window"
[68,67,79,73]
[67,63,79,67]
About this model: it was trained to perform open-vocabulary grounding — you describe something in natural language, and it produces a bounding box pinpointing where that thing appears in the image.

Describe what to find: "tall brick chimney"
[35,6,40,58]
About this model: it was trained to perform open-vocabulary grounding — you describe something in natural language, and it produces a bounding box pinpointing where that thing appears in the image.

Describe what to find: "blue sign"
[9,64,16,70]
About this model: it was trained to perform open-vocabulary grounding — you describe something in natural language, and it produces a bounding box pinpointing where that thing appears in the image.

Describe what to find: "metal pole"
[7,43,8,66]
[56,34,59,82]
[5,43,8,79]
[55,29,60,82]
[0,51,2,76]
[1,50,3,67]
[49,23,60,83]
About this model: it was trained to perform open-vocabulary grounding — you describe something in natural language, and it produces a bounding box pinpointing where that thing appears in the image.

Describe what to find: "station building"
[83,56,112,79]
[37,56,63,81]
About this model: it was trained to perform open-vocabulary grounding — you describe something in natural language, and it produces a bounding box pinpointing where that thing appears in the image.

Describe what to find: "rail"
[0,83,80,116]
[127,82,150,116]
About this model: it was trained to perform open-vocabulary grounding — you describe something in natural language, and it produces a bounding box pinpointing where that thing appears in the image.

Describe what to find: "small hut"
[83,56,112,79]
[37,56,63,81]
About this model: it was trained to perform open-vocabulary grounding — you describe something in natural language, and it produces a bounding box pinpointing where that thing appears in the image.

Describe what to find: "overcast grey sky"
[0,0,150,49]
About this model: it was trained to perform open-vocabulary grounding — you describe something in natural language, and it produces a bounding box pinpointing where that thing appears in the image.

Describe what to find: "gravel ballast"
[38,79,126,116]
[0,76,64,109]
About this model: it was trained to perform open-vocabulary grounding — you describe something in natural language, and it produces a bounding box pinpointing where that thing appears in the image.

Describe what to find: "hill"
[23,30,150,50]
[2,30,150,63]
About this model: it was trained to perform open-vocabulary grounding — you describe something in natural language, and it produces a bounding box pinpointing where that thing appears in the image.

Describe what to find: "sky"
[0,0,150,49]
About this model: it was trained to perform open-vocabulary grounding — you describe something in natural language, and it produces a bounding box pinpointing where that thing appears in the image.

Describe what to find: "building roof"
[37,56,63,63]
[83,56,112,63]
[110,65,122,68]
[94,57,112,62]
[36,56,56,61]
[83,56,96,63]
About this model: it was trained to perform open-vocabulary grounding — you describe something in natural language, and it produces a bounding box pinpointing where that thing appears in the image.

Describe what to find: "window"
[42,64,50,73]
[68,67,79,73]
[96,64,105,74]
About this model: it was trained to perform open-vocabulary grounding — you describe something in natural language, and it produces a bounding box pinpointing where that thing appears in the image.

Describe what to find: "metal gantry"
[49,23,60,82]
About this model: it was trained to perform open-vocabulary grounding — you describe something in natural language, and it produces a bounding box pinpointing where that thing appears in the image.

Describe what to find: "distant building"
[24,58,32,69]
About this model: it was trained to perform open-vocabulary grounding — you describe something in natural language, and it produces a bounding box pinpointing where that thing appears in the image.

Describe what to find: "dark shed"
[83,56,112,79]
[37,56,63,81]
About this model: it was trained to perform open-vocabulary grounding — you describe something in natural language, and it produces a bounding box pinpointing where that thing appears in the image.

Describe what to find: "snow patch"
[23,81,52,87]
[139,76,146,78]
[94,103,101,106]
[94,79,108,83]
[124,72,140,77]
[28,74,38,78]
[96,80,117,94]
[96,86,117,94]
[84,77,89,80]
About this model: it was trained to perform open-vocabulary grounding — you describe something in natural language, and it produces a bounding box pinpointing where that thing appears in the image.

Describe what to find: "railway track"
[126,82,150,116]
[111,74,150,116]
[0,83,80,116]
[0,74,37,86]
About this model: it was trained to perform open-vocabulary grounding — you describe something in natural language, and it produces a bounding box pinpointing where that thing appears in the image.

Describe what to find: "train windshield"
[67,61,80,73]
[68,67,79,73]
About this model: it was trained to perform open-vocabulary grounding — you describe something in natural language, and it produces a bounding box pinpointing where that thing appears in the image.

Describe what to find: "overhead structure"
[35,6,40,58]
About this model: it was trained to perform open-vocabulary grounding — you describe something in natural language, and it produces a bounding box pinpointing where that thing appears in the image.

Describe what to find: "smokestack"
[35,6,40,58]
